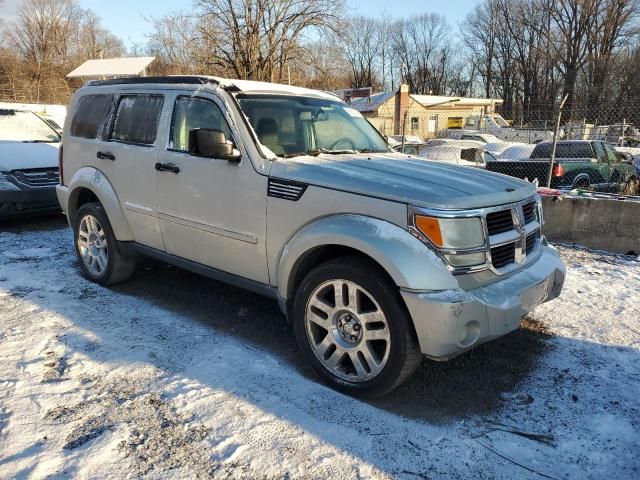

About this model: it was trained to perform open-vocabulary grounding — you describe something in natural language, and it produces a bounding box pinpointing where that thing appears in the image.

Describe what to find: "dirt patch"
[44,373,222,477]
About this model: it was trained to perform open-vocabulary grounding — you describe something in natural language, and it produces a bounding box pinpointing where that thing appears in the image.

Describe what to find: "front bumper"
[0,185,60,217]
[401,243,565,359]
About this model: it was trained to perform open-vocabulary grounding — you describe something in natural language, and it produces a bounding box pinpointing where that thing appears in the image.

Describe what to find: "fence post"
[401,110,408,154]
[547,94,569,188]
[621,118,626,146]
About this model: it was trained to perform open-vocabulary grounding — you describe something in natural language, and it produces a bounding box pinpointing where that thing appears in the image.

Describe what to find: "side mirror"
[189,128,241,162]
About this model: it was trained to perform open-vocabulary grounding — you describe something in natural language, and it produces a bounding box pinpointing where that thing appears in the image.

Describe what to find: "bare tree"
[76,10,125,61]
[339,16,382,88]
[551,0,602,115]
[195,0,344,82]
[146,12,214,75]
[586,0,639,115]
[392,13,454,94]
[462,0,500,97]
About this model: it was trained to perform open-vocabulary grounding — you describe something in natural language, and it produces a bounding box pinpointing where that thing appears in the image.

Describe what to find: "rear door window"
[70,94,114,139]
[111,95,164,145]
[532,142,594,159]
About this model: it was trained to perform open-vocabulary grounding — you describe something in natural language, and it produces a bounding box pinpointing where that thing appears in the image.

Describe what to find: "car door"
[107,93,166,250]
[155,93,269,284]
[591,142,611,191]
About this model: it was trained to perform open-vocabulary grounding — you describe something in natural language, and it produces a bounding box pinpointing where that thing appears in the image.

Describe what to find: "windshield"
[0,110,60,143]
[236,94,390,157]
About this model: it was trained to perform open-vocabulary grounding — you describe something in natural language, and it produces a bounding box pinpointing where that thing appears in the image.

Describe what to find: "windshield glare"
[236,95,389,157]
[0,110,60,143]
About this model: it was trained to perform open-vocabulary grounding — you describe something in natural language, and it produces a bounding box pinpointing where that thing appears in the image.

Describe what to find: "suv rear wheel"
[74,202,136,285]
[292,256,422,397]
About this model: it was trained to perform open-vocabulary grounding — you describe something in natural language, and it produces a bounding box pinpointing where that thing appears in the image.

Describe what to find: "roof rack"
[86,76,219,87]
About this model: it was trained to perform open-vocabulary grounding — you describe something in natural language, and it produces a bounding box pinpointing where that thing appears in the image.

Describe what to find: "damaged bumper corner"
[401,245,566,360]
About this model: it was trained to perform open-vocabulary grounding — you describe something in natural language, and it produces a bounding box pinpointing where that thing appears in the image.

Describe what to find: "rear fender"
[67,167,133,241]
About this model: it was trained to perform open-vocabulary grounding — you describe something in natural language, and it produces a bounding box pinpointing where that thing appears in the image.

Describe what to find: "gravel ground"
[0,215,638,479]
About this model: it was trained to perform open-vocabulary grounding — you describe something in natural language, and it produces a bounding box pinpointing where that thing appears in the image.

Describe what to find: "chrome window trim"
[408,195,542,276]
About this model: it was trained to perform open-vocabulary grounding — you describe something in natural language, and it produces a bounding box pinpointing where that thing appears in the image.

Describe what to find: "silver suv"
[57,76,565,397]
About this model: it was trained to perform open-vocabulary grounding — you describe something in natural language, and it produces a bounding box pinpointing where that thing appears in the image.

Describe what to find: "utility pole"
[547,94,569,188]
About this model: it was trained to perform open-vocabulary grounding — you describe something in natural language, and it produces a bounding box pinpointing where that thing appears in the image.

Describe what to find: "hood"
[0,141,60,171]
[270,152,535,210]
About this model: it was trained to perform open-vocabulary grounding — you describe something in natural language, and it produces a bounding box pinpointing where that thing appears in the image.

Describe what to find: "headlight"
[413,214,487,268]
[414,215,485,249]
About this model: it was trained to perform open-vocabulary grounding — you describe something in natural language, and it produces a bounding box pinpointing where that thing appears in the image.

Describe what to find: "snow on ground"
[0,221,639,479]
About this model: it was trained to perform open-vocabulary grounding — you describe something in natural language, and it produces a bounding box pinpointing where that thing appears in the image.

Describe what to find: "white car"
[417,145,485,167]
[0,109,61,218]
[441,130,501,144]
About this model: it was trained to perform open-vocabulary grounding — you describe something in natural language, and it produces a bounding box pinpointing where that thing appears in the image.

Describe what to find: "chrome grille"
[11,168,59,187]
[526,231,539,255]
[486,209,514,235]
[522,202,537,224]
[486,199,542,272]
[490,242,516,269]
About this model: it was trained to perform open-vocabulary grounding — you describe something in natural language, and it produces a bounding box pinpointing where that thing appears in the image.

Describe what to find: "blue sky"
[1,0,480,48]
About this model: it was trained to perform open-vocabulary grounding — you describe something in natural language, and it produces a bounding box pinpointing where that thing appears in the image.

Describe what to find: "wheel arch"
[572,173,591,188]
[66,167,133,241]
[277,214,458,308]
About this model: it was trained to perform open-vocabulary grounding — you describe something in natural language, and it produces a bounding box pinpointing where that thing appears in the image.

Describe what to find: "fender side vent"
[268,178,307,201]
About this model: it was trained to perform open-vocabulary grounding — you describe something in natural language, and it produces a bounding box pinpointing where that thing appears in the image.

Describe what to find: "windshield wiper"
[281,149,322,158]
[317,148,358,155]
[22,140,57,143]
[358,148,390,154]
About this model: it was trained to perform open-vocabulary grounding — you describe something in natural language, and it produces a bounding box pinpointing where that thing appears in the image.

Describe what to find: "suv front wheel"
[292,257,422,397]
[74,202,136,285]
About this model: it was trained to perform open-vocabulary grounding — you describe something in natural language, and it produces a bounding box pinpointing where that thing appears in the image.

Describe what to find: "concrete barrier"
[542,195,640,254]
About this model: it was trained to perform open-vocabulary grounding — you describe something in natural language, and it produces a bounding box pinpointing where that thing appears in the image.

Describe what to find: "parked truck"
[486,140,638,194]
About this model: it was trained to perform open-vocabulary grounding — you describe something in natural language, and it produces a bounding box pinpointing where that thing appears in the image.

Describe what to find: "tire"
[74,202,136,285]
[574,179,590,190]
[292,256,422,398]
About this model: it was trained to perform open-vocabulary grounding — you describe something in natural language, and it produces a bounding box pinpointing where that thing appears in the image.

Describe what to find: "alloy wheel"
[77,214,109,277]
[304,279,391,382]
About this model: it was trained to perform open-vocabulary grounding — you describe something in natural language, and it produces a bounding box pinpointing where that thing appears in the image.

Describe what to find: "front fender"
[277,214,458,301]
[66,167,133,241]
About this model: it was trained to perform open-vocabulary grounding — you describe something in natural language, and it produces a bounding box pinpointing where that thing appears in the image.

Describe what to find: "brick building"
[349,84,503,139]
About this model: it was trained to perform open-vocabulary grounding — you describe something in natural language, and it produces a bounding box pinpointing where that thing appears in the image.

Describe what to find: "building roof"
[411,94,503,107]
[67,57,156,78]
[348,89,503,113]
[350,91,395,113]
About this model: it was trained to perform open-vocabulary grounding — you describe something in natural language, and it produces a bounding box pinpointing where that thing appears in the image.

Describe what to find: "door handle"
[97,151,115,161]
[155,162,180,174]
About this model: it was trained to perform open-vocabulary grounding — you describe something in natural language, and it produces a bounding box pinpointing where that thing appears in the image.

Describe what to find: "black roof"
[87,76,219,87]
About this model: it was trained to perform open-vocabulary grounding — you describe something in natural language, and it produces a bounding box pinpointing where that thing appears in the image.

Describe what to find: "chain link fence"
[386,98,640,196]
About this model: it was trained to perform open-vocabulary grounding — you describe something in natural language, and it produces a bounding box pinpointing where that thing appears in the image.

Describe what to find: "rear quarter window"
[531,143,594,159]
[111,95,164,145]
[70,94,114,139]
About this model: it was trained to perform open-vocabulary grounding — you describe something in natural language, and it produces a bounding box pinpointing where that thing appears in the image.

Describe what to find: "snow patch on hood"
[0,142,59,171]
